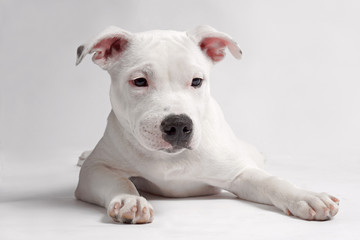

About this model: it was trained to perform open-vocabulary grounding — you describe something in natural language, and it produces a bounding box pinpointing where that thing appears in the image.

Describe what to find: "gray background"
[1,1,359,239]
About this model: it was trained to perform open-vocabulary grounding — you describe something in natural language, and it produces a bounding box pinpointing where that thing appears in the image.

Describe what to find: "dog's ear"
[187,25,242,62]
[76,26,132,70]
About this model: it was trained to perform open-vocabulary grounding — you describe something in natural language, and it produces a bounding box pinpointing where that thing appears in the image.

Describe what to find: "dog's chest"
[130,176,220,197]
[131,158,220,197]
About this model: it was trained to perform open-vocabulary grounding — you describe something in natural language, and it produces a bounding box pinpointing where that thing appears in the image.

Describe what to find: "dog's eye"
[191,78,203,88]
[133,78,148,87]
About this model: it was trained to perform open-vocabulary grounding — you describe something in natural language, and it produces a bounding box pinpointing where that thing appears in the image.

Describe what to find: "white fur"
[75,25,339,224]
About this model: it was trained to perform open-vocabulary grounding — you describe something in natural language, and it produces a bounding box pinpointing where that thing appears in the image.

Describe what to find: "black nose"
[160,114,193,148]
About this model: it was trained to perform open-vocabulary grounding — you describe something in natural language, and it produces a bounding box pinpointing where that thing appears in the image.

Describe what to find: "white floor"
[1,152,359,240]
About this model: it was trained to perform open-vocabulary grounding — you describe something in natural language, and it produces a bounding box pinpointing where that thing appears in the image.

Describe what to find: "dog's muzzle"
[160,114,193,150]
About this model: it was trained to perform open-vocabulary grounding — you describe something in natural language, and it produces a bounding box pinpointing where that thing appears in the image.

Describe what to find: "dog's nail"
[308,208,316,220]
[329,204,338,216]
[131,206,137,212]
[122,211,135,222]
[142,207,147,214]
[330,197,340,204]
[286,209,292,216]
[109,210,116,218]
[323,207,330,215]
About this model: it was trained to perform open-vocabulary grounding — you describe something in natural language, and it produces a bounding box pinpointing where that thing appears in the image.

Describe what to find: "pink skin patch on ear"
[93,37,127,61]
[200,38,227,62]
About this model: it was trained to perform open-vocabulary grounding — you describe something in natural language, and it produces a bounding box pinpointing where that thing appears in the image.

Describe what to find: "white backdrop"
[1,1,360,239]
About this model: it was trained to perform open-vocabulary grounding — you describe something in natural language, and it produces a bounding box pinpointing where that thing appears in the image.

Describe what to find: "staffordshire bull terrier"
[75,25,339,224]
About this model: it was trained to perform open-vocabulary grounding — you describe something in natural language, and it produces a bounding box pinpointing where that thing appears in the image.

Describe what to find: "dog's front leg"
[227,167,339,220]
[75,164,154,224]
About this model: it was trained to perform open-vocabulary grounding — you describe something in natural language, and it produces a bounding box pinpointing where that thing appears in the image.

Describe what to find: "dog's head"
[76,25,241,154]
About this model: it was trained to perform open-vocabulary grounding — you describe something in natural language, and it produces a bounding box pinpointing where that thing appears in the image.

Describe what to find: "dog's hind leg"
[77,150,92,167]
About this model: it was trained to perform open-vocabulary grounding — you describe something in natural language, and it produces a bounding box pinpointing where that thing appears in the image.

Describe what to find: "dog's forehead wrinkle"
[129,64,155,79]
[136,29,188,43]
[134,31,197,59]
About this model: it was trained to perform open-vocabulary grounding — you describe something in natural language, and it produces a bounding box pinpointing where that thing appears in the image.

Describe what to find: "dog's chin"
[160,146,192,154]
[137,141,190,154]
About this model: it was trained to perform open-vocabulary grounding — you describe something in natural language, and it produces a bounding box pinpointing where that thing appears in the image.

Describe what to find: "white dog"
[75,25,339,224]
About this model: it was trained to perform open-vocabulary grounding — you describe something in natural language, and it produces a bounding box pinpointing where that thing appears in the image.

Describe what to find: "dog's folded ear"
[187,25,242,62]
[76,26,132,70]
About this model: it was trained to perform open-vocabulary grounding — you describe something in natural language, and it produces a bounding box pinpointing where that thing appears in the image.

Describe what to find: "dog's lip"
[160,146,192,154]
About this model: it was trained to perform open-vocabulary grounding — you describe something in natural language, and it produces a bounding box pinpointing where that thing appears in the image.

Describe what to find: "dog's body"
[75,25,339,224]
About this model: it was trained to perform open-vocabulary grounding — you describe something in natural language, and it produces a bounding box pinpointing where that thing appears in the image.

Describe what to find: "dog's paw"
[108,195,154,224]
[284,191,339,221]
